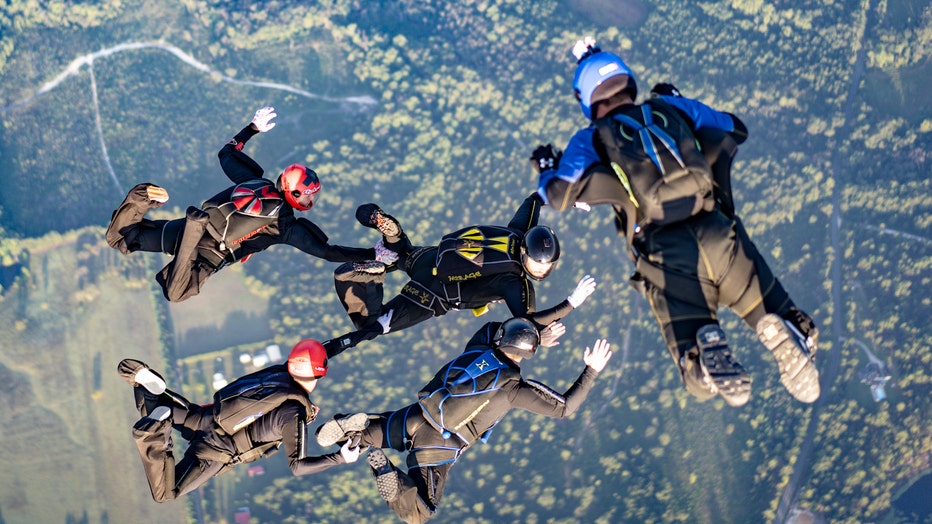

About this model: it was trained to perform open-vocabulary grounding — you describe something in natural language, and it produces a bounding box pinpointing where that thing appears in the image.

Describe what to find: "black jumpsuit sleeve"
[218,124,265,185]
[547,163,632,212]
[496,275,574,328]
[506,192,544,233]
[525,298,576,328]
[274,403,348,477]
[509,366,600,418]
[279,216,376,262]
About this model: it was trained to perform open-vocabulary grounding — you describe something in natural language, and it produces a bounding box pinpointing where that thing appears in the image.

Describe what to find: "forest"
[0,0,930,523]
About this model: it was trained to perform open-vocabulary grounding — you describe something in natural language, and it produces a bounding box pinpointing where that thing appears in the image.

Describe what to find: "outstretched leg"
[333,261,389,329]
[757,313,820,403]
[712,215,820,402]
[155,207,212,302]
[132,413,224,503]
[356,203,412,254]
[106,183,170,254]
[368,449,448,524]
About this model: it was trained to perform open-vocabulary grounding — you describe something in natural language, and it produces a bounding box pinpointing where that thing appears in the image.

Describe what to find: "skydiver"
[322,192,598,357]
[314,318,613,523]
[119,340,364,503]
[532,37,820,406]
[105,106,380,302]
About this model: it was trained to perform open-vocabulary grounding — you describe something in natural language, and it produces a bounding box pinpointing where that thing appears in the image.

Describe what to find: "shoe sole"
[118,359,167,395]
[135,368,167,395]
[697,326,751,407]
[146,186,169,203]
[757,314,820,403]
[368,449,400,502]
[354,261,386,275]
[316,413,369,447]
[147,405,172,422]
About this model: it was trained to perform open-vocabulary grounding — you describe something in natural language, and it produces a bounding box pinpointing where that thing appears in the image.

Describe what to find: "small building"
[266,344,282,362]
[252,354,269,368]
[859,361,892,402]
[212,372,228,391]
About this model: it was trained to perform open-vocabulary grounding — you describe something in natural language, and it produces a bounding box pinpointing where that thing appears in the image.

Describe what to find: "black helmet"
[494,318,540,359]
[521,226,560,281]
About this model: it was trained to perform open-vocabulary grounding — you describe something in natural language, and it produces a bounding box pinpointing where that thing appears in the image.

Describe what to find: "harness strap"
[400,280,449,316]
[407,446,461,468]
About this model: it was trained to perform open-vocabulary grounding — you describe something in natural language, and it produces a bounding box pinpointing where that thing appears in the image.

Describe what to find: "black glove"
[530,144,562,174]
[650,83,682,98]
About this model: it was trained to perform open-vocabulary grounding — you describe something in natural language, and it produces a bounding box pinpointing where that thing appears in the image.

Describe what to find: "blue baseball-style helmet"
[573,49,636,119]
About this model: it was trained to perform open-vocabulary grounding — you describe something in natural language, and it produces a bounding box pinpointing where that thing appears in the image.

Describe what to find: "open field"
[0,229,188,524]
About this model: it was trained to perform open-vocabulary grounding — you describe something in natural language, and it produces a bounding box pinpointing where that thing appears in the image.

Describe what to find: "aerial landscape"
[0,1,929,523]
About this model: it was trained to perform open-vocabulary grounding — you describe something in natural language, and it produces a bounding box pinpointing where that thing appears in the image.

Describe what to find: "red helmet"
[277,164,320,211]
[287,340,328,378]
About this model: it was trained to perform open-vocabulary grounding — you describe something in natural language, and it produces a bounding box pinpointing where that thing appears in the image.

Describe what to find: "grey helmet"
[494,318,540,359]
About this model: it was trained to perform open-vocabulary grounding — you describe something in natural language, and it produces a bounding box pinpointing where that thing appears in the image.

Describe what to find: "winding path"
[1,41,378,195]
[773,2,877,522]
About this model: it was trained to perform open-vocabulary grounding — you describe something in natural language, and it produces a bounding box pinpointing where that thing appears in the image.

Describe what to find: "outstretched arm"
[518,275,597,327]
[506,192,544,233]
[510,338,612,418]
[217,107,277,185]
[279,407,355,477]
[535,129,625,211]
[281,217,375,262]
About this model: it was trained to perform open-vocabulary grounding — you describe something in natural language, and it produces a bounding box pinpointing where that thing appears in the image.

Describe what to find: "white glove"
[574,201,591,212]
[377,309,394,334]
[251,106,277,132]
[374,239,399,265]
[567,275,596,308]
[340,440,362,463]
[572,36,598,61]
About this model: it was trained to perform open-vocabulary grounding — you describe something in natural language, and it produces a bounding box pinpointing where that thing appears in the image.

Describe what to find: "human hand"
[583,339,612,372]
[339,440,362,463]
[539,321,566,348]
[572,36,598,62]
[530,144,562,174]
[567,275,596,308]
[251,106,277,132]
[650,83,682,98]
[374,239,399,265]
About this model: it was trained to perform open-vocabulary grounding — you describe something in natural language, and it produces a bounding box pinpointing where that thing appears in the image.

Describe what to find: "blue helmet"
[573,46,636,119]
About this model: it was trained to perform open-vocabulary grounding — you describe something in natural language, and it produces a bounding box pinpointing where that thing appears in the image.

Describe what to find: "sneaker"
[316,413,370,447]
[696,325,751,407]
[353,260,387,275]
[356,203,401,237]
[757,314,820,403]
[118,359,167,395]
[368,448,400,502]
[146,405,172,422]
[146,185,169,204]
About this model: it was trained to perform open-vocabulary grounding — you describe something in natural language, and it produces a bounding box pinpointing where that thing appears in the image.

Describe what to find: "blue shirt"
[537,96,735,203]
